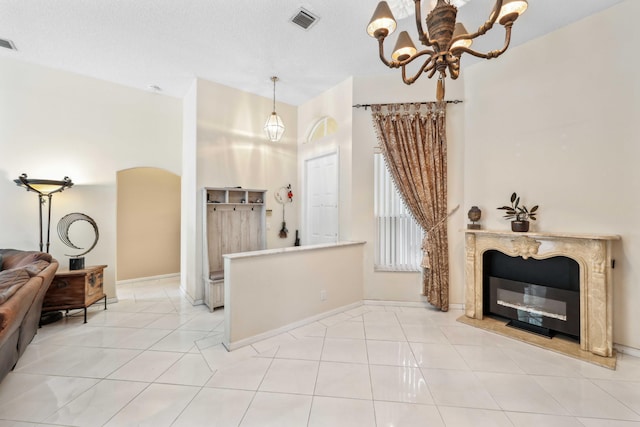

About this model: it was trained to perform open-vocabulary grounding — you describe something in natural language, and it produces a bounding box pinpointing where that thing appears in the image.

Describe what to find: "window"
[374,153,423,272]
[306,116,338,144]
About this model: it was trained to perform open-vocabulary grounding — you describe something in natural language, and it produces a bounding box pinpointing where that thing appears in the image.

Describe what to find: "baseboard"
[116,273,180,286]
[364,300,464,310]
[179,286,204,306]
[615,344,640,359]
[223,299,469,351]
[223,301,363,351]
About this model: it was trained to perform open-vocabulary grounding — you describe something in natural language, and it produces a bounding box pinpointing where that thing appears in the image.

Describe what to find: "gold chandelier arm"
[401,54,438,84]
[403,48,436,66]
[377,36,435,68]
[446,54,461,79]
[385,44,436,69]
[377,36,394,67]
[451,22,513,59]
[461,0,504,42]
[414,0,436,47]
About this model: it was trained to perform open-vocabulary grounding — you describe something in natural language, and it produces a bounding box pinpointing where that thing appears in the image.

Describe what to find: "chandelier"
[264,76,285,142]
[367,0,528,100]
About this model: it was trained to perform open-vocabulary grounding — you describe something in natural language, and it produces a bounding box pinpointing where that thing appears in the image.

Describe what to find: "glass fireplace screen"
[488,276,580,338]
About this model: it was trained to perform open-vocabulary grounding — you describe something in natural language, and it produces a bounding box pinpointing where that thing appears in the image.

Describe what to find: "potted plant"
[497,192,538,232]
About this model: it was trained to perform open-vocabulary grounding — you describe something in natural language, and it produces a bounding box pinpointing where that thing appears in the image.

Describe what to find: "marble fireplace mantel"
[464,229,620,359]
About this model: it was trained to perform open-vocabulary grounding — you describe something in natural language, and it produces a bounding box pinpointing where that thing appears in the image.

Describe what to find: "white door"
[305,152,339,245]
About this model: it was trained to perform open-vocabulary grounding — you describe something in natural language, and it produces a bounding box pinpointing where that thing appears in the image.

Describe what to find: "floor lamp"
[14,173,74,253]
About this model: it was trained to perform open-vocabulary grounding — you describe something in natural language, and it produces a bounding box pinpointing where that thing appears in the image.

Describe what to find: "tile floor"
[1,277,640,426]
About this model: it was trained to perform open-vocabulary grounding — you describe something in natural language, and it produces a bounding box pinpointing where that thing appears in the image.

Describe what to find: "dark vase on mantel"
[511,220,530,232]
[467,206,482,229]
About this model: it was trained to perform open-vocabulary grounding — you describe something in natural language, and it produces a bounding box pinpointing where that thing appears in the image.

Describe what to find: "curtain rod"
[352,100,463,110]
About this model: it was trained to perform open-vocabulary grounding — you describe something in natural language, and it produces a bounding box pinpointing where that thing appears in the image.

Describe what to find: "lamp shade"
[14,174,74,195]
[497,0,528,24]
[367,1,397,38]
[451,23,473,50]
[14,173,74,253]
[392,31,417,61]
[264,112,285,142]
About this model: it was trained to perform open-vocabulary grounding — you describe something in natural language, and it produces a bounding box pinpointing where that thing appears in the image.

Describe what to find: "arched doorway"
[116,167,181,281]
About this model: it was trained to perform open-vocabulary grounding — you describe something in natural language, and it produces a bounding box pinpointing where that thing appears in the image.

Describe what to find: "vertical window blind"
[374,153,423,272]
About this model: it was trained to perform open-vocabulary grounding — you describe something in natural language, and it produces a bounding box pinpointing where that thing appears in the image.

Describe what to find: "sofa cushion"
[23,260,51,277]
[0,268,31,304]
[0,253,3,271]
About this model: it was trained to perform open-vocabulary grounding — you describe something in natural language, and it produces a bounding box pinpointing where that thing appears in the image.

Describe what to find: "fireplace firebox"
[489,277,580,337]
[483,250,580,338]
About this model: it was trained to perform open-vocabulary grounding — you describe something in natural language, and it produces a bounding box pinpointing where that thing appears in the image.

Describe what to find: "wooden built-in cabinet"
[202,187,266,310]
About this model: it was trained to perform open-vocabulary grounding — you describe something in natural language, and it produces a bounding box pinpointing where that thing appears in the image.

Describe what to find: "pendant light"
[264,76,285,142]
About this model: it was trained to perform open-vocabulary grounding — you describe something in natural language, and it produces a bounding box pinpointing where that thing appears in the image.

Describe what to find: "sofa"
[0,249,58,382]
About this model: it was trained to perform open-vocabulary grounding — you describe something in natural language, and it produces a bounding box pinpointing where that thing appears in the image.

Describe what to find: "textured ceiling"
[0,0,627,105]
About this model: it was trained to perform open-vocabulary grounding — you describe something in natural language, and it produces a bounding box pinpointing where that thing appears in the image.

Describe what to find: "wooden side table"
[42,265,108,323]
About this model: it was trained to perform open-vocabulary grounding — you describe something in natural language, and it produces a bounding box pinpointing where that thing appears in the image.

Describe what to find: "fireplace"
[489,277,580,337]
[464,230,619,360]
[484,251,580,338]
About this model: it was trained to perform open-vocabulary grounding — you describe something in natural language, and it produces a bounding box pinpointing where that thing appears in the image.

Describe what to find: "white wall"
[185,78,298,302]
[351,74,466,305]
[0,57,182,298]
[181,81,199,302]
[464,1,639,349]
[224,242,365,348]
[297,78,354,245]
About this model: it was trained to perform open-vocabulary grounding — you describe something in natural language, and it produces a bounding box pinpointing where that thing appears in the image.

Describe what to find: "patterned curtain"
[371,103,450,311]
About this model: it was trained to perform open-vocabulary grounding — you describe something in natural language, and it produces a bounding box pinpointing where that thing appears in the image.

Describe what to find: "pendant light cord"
[271,76,278,112]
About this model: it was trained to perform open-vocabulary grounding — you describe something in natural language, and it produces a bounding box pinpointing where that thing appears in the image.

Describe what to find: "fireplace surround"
[464,230,620,360]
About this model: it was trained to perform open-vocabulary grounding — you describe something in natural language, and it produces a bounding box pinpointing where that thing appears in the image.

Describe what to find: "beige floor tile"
[107,350,183,382]
[321,338,368,364]
[172,388,254,427]
[259,358,319,395]
[315,361,372,400]
[240,392,312,427]
[105,383,199,427]
[206,356,272,390]
[44,379,148,427]
[308,396,375,427]
[3,280,638,427]
[374,401,444,427]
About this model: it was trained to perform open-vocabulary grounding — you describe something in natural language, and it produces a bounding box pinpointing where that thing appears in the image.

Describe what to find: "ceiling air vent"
[0,38,17,50]
[291,8,319,30]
